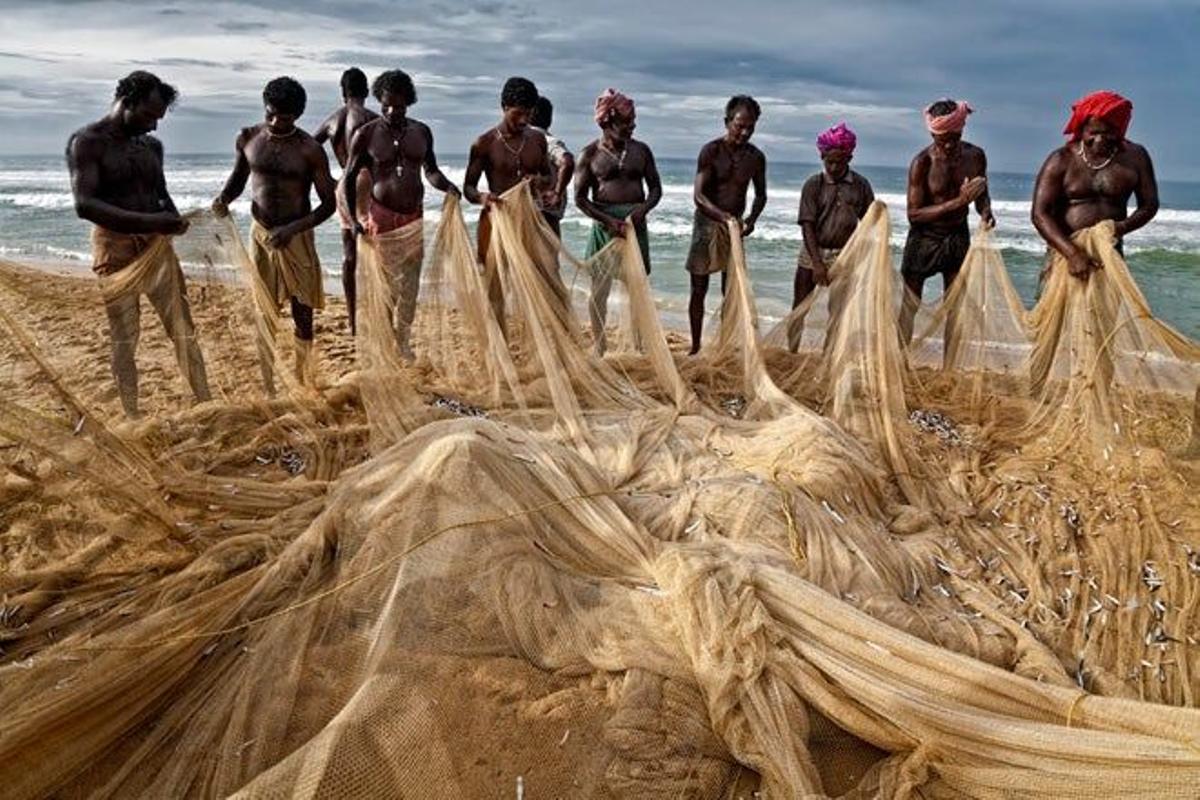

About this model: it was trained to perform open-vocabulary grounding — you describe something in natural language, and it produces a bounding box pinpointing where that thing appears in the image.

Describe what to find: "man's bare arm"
[1116,144,1159,238]
[422,126,461,197]
[744,152,767,235]
[552,149,574,201]
[151,138,180,216]
[306,142,337,227]
[213,129,253,211]
[693,144,730,224]
[463,138,493,207]
[313,109,338,146]
[343,123,373,230]
[68,134,181,234]
[640,146,663,215]
[973,148,994,226]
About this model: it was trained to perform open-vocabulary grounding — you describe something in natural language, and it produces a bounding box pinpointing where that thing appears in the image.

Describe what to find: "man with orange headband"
[899,99,993,344]
[1031,90,1158,281]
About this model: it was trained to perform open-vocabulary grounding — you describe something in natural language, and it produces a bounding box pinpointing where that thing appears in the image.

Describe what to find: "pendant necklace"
[496,127,528,178]
[600,139,628,171]
[390,121,409,179]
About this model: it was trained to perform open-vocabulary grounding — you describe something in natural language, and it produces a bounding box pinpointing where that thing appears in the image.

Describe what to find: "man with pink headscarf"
[792,122,874,321]
[1031,90,1158,281]
[899,98,994,344]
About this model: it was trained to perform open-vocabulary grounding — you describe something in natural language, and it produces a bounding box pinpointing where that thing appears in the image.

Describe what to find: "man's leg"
[479,213,506,337]
[342,229,358,336]
[104,291,142,417]
[393,250,422,361]
[542,213,561,239]
[148,259,212,405]
[788,267,818,353]
[898,272,926,347]
[589,257,616,357]
[290,298,316,385]
[688,273,710,355]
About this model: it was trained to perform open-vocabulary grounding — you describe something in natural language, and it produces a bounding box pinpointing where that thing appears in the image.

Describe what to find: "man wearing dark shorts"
[899,99,994,344]
[686,95,767,355]
[575,88,662,355]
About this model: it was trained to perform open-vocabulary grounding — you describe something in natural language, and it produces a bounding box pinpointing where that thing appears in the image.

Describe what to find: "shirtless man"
[314,67,378,334]
[899,99,995,344]
[575,88,662,354]
[342,69,459,359]
[1031,90,1158,280]
[686,95,767,355]
[463,77,555,330]
[67,70,211,418]
[212,76,336,385]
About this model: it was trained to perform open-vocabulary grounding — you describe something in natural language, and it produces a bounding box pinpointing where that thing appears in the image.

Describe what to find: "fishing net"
[0,183,1198,799]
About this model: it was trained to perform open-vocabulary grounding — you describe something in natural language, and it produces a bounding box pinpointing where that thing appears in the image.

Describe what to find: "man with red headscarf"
[1032,90,1158,281]
[899,98,994,344]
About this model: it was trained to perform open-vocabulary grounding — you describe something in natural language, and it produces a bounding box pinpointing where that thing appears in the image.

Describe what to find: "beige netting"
[0,184,1198,799]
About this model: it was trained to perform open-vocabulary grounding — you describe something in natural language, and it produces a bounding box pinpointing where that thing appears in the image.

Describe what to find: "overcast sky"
[1,0,1197,178]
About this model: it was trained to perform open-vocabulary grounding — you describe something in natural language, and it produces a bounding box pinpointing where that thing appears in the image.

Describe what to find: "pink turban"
[816,122,857,155]
[924,100,973,135]
[594,88,635,125]
[1063,90,1132,141]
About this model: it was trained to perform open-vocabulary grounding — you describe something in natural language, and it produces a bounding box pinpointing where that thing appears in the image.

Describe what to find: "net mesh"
[0,183,1198,799]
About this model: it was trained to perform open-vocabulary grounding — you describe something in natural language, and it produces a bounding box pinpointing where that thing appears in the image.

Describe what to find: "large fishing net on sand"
[1,184,1198,798]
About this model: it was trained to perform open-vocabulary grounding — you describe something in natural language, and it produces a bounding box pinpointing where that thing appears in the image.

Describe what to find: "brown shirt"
[797,169,874,249]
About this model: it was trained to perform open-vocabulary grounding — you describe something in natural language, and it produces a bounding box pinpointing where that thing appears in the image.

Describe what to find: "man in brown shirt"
[794,122,874,308]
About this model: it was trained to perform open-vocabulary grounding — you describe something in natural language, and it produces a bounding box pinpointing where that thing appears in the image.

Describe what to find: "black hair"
[501,77,538,110]
[263,76,307,117]
[114,70,178,108]
[371,69,417,105]
[531,96,553,129]
[927,99,958,118]
[725,94,761,122]
[340,67,369,100]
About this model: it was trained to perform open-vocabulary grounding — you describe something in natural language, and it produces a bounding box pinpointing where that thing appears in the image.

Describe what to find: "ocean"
[1,153,1197,336]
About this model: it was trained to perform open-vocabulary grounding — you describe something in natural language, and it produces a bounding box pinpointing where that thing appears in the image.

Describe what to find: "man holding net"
[899,99,994,345]
[789,123,875,352]
[686,95,767,356]
[575,88,662,356]
[463,77,556,333]
[314,67,379,336]
[1031,91,1158,281]
[529,96,574,239]
[343,69,460,362]
[67,71,212,418]
[213,76,337,387]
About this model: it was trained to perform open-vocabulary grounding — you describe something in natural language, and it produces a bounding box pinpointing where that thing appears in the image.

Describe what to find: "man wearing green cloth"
[575,88,662,355]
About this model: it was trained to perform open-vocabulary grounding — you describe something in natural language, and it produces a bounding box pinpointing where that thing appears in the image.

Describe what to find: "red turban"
[1063,91,1132,141]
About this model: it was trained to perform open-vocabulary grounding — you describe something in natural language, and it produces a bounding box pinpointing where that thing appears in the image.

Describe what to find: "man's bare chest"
[247,138,310,181]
